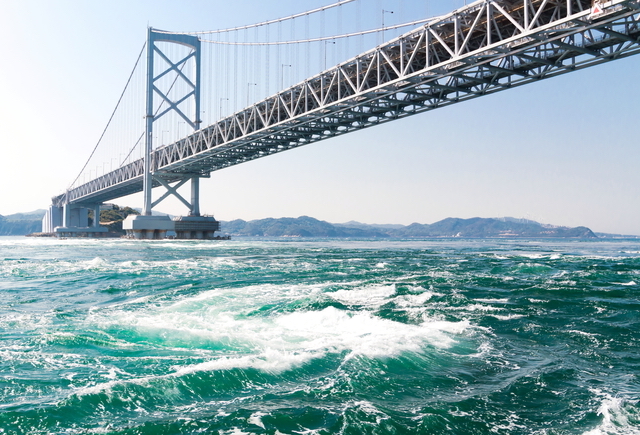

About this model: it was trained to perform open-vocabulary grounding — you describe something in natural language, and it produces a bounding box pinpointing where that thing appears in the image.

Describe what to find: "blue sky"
[1,0,639,235]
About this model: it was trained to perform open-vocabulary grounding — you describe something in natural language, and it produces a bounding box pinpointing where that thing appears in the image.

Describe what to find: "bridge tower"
[123,28,219,239]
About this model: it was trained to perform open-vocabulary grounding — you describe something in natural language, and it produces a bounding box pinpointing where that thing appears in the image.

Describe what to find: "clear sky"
[1,0,639,235]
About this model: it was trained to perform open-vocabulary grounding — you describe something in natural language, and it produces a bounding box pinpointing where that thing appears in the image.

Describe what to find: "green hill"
[220,216,597,238]
[0,209,603,239]
[0,210,45,236]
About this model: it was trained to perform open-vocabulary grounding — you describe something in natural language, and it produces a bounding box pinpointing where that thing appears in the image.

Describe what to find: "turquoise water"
[0,236,638,434]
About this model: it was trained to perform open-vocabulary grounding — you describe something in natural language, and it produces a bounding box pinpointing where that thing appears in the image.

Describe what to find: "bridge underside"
[53,0,640,208]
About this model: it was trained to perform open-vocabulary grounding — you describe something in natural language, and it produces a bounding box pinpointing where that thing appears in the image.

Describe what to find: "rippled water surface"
[0,236,639,434]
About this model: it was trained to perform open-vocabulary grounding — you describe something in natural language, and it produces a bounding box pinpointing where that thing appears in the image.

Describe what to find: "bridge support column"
[61,204,89,228]
[62,204,71,228]
[54,204,108,237]
[190,176,200,217]
[42,206,63,234]
[93,204,101,228]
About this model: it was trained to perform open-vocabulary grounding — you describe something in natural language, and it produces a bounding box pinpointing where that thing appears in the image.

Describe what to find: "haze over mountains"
[221,216,598,238]
[0,210,46,236]
[1,209,634,238]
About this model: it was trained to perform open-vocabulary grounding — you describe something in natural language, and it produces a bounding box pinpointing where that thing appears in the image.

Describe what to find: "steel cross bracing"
[54,0,640,207]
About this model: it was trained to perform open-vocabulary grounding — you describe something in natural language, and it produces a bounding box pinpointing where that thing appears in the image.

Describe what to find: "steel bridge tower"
[122,28,219,239]
[44,28,220,239]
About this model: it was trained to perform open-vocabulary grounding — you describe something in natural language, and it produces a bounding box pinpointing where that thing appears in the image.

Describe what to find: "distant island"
[1,209,636,239]
[221,216,599,238]
[0,210,46,236]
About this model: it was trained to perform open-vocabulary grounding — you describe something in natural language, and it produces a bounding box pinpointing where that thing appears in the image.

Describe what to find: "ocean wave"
[583,390,640,435]
[326,284,396,307]
[3,237,640,434]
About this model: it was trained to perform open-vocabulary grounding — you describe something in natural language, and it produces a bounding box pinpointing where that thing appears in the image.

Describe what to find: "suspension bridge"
[43,0,640,238]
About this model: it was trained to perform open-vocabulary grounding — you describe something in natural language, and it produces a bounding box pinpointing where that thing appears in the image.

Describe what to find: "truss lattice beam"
[54,0,640,207]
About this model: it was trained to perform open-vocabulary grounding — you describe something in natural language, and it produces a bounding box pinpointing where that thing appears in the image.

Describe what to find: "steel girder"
[54,0,640,207]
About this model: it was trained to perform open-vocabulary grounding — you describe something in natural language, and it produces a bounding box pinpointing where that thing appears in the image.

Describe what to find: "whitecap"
[490,314,525,320]
[582,390,640,435]
[394,290,437,307]
[327,284,396,307]
[84,257,108,269]
[141,307,472,376]
[445,304,503,312]
[474,298,509,304]
[247,411,267,429]
[568,330,599,339]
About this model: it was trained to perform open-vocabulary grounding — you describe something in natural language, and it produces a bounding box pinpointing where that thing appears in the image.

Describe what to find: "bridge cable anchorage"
[68,41,147,191]
[198,18,435,45]
[154,0,356,35]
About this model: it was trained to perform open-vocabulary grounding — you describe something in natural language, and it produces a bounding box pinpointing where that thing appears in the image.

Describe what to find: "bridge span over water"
[45,0,640,238]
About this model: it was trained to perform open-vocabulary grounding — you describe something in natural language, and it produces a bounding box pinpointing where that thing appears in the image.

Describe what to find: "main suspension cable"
[68,42,147,190]
[198,17,433,45]
[154,0,356,35]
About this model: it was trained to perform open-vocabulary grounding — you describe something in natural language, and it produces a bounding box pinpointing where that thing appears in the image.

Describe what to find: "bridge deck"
[54,0,640,207]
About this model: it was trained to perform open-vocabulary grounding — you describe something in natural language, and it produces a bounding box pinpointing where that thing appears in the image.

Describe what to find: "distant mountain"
[384,217,596,238]
[0,210,45,236]
[220,216,598,238]
[222,216,390,238]
[4,210,46,221]
[0,209,610,239]
[338,221,405,230]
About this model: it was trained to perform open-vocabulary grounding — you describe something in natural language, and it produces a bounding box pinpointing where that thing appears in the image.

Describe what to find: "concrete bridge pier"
[122,175,221,240]
[45,203,109,237]
[123,214,175,239]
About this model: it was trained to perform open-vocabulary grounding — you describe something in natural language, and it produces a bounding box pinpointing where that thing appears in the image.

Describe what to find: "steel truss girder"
[54,0,640,207]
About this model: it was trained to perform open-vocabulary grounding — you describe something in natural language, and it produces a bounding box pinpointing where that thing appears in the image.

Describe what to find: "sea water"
[0,236,638,434]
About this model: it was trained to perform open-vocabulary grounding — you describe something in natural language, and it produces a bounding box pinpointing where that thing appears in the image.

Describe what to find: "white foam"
[173,349,320,376]
[247,411,267,429]
[446,304,503,312]
[490,411,527,432]
[468,341,495,359]
[474,298,509,304]
[327,284,396,307]
[614,281,636,286]
[568,330,599,339]
[394,290,437,307]
[277,307,466,357]
[490,314,525,320]
[85,257,108,268]
[583,390,640,435]
[88,296,470,380]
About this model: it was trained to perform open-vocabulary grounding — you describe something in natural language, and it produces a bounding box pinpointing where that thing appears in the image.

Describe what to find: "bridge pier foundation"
[46,203,109,237]
[122,214,221,240]
[123,215,175,239]
[174,215,220,240]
